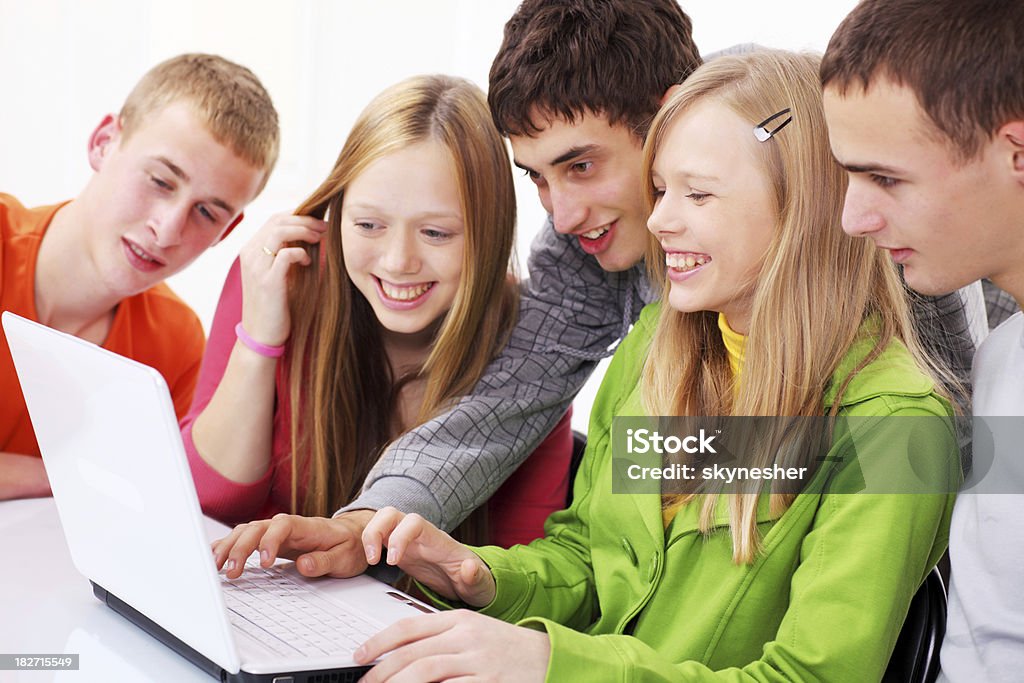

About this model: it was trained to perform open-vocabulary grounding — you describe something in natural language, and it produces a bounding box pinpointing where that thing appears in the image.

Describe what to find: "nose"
[841,182,886,238]
[547,184,588,235]
[382,228,420,274]
[646,194,677,238]
[149,199,190,248]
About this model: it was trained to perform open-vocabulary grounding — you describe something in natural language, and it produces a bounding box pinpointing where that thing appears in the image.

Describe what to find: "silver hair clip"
[753,108,792,142]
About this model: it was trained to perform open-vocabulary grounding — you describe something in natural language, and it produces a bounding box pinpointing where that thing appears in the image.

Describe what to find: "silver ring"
[261,246,277,258]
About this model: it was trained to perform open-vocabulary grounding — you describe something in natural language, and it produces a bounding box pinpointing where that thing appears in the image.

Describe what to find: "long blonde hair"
[641,51,942,563]
[285,75,517,518]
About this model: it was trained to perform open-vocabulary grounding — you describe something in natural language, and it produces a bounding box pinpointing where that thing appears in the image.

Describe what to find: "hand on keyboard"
[361,506,496,607]
[222,561,380,658]
[212,510,375,580]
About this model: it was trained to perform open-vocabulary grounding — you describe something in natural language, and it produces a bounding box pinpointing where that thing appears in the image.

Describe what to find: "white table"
[0,497,222,682]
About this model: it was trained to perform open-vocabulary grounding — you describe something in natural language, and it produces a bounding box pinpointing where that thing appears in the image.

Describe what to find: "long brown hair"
[641,51,949,563]
[284,75,517,518]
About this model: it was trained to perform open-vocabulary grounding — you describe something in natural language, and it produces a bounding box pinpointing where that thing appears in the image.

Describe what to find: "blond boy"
[0,53,280,500]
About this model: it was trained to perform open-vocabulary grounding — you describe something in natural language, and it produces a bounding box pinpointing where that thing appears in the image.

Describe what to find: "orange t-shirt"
[0,193,206,457]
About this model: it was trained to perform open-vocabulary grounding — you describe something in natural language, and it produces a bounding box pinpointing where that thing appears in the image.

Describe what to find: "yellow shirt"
[718,312,746,381]
[662,313,746,527]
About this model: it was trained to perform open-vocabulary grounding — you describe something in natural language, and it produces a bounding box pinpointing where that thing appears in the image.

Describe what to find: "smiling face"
[510,111,648,272]
[824,79,1024,298]
[80,102,265,299]
[647,100,777,333]
[341,139,465,340]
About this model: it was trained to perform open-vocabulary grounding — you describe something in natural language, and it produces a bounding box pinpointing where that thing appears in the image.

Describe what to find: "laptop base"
[92,582,372,683]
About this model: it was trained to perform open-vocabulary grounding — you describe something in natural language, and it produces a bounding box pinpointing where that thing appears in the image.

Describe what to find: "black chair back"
[883,566,947,683]
[565,430,587,507]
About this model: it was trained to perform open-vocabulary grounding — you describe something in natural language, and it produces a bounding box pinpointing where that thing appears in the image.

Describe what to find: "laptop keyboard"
[221,561,380,657]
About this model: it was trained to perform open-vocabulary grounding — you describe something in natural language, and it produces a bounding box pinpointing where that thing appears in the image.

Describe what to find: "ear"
[87,114,121,172]
[660,84,683,107]
[1002,121,1024,182]
[214,212,245,245]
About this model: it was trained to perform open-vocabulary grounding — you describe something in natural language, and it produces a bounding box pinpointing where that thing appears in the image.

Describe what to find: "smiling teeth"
[581,227,609,240]
[381,281,432,300]
[665,253,710,271]
[129,243,157,263]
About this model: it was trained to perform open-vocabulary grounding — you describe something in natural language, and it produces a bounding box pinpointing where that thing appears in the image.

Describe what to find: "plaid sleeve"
[982,278,1020,331]
[908,287,977,412]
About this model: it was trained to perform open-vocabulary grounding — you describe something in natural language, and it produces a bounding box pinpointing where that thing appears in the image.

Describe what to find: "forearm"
[190,343,278,483]
[0,452,51,500]
[470,536,596,628]
[342,371,583,530]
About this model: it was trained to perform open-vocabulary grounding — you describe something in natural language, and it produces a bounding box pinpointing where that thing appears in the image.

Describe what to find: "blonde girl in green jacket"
[352,50,961,682]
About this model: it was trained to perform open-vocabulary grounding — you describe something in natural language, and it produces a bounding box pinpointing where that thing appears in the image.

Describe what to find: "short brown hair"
[821,0,1024,161]
[119,53,280,179]
[488,0,701,138]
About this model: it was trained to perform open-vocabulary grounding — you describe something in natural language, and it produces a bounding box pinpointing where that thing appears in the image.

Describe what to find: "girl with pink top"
[181,75,571,578]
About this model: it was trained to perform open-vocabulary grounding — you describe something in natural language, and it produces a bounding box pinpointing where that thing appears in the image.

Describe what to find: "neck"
[34,201,120,342]
[381,319,440,377]
[381,320,441,436]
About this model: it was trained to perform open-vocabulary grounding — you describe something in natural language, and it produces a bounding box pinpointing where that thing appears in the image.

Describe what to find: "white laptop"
[3,311,434,683]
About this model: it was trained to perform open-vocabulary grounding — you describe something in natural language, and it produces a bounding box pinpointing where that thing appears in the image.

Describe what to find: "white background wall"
[0,0,857,431]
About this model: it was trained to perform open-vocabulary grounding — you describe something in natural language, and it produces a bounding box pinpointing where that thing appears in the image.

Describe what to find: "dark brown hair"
[821,0,1024,161]
[488,0,701,138]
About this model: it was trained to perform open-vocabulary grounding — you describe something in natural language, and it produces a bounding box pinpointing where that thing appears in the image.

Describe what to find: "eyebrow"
[513,144,602,173]
[155,156,189,181]
[153,156,237,215]
[551,144,600,166]
[344,203,463,223]
[653,166,721,184]
[681,171,721,183]
[838,162,902,176]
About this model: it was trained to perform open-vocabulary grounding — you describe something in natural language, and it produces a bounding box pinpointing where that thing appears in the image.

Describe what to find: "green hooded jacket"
[471,303,958,682]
